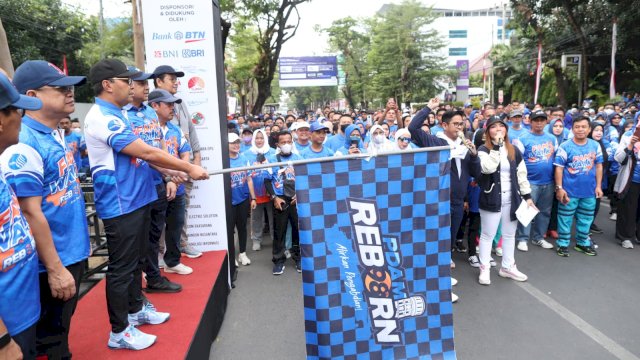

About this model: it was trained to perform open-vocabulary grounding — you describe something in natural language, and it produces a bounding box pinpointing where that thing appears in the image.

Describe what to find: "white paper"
[516,200,539,227]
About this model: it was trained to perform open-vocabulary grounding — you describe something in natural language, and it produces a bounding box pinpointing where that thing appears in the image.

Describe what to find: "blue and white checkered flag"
[295,149,456,360]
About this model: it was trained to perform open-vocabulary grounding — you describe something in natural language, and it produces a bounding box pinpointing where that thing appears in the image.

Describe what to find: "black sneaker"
[144,276,182,293]
[454,239,467,253]
[590,223,603,234]
[273,263,285,275]
[556,246,570,257]
[574,244,597,256]
[295,259,302,273]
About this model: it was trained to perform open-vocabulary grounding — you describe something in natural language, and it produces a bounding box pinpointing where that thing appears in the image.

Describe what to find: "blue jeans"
[516,183,554,243]
[164,194,186,268]
[557,197,596,248]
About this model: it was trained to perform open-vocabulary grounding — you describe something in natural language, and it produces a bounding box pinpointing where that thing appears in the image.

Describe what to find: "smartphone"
[351,139,359,147]
[256,153,266,163]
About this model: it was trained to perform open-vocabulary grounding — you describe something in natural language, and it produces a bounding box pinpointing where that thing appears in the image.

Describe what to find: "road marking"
[516,282,640,360]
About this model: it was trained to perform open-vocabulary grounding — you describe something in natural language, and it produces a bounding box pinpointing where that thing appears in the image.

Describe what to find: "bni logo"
[155,50,179,58]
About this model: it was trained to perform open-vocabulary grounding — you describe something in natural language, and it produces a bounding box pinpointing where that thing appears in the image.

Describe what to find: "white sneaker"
[499,264,528,282]
[238,252,251,266]
[478,265,491,285]
[532,239,554,249]
[517,242,529,252]
[610,213,617,221]
[181,245,202,259]
[468,255,480,268]
[450,260,456,269]
[495,247,503,257]
[164,263,193,275]
[108,324,156,350]
[489,257,497,267]
[128,302,170,326]
[158,258,166,269]
[451,292,459,303]
[252,242,261,251]
[451,277,458,286]
[621,240,634,249]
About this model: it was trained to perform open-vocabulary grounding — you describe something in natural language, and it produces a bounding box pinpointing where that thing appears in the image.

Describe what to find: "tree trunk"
[562,2,589,99]
[551,65,568,108]
[221,18,231,59]
[0,18,14,76]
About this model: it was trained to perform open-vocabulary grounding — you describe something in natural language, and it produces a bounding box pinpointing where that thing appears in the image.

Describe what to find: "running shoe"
[454,239,467,253]
[468,255,480,268]
[574,244,597,256]
[273,263,285,275]
[128,302,170,326]
[557,246,570,257]
[499,264,528,282]
[621,240,634,249]
[478,265,491,285]
[108,325,156,350]
[532,239,554,249]
[238,252,251,266]
[517,242,528,252]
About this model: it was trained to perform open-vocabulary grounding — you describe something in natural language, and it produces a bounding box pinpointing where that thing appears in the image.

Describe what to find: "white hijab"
[249,129,271,154]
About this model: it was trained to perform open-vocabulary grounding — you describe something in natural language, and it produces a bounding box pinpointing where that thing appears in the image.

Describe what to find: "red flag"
[534,43,542,104]
[62,55,68,75]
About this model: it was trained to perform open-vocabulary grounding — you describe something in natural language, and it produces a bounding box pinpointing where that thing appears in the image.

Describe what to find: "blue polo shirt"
[513,131,558,185]
[162,122,191,196]
[0,116,90,272]
[244,148,276,199]
[266,152,302,196]
[125,103,164,185]
[230,154,251,205]
[300,145,334,159]
[64,131,84,167]
[554,139,603,198]
[0,170,39,335]
[84,98,157,219]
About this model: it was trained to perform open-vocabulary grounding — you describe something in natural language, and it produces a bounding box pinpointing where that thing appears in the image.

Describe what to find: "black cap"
[148,89,182,104]
[152,65,185,78]
[485,115,507,129]
[530,110,548,121]
[89,59,141,86]
[128,66,155,81]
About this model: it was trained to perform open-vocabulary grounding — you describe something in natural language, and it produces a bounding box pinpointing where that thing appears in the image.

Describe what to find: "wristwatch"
[555,185,563,191]
[0,332,11,349]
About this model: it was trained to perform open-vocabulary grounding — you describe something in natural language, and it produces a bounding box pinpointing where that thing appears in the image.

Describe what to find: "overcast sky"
[61,0,502,55]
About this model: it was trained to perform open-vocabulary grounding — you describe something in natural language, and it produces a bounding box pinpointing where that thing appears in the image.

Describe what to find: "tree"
[285,86,338,111]
[366,0,447,106]
[237,0,308,115]
[226,23,260,115]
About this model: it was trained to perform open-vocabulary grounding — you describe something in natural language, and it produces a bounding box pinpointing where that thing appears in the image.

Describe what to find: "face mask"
[280,144,292,155]
[373,134,386,144]
[341,124,349,133]
[604,109,615,115]
[243,136,252,143]
[72,128,82,133]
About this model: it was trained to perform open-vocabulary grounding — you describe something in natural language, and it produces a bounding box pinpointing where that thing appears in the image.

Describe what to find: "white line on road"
[516,282,640,360]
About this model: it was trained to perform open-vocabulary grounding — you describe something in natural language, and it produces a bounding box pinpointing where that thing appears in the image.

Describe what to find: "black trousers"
[466,211,480,257]
[231,198,251,254]
[13,323,37,360]
[272,198,300,265]
[616,182,640,241]
[35,261,84,359]
[103,205,151,333]
[146,184,168,282]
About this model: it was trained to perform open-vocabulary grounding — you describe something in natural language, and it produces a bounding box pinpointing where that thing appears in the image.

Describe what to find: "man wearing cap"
[247,116,261,132]
[0,60,89,359]
[124,67,182,293]
[148,89,194,276]
[512,110,558,252]
[294,121,311,152]
[153,65,202,259]
[300,122,334,159]
[507,110,526,141]
[85,58,208,350]
[0,70,43,360]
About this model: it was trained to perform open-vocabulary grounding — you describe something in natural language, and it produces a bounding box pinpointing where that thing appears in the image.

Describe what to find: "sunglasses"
[398,137,411,142]
[110,77,133,85]
[48,85,75,95]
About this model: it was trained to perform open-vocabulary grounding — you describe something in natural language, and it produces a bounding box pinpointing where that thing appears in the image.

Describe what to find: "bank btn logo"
[174,31,184,40]
[8,154,27,170]
[188,76,205,91]
[347,198,426,345]
[191,112,205,126]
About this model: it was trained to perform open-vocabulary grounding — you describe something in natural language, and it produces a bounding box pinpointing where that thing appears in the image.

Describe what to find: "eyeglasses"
[48,85,75,95]
[398,137,411,142]
[450,122,465,127]
[110,77,133,85]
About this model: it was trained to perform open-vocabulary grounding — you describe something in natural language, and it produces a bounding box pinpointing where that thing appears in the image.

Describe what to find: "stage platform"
[69,251,229,359]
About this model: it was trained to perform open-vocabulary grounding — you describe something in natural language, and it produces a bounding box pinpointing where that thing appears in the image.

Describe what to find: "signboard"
[141,0,228,252]
[279,56,338,87]
[456,60,469,91]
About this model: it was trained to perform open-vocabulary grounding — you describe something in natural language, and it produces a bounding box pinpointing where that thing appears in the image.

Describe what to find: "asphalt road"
[210,200,640,360]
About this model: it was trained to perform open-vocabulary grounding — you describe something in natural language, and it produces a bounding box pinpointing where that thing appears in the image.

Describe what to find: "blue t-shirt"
[508,126,526,141]
[554,139,603,198]
[64,131,84,168]
[513,131,558,185]
[84,98,157,219]
[0,170,39,335]
[240,142,252,154]
[295,141,310,153]
[430,125,444,136]
[0,117,90,272]
[326,133,346,152]
[267,152,302,196]
[230,154,251,205]
[125,103,164,185]
[244,148,275,199]
[300,145,335,159]
[162,122,191,196]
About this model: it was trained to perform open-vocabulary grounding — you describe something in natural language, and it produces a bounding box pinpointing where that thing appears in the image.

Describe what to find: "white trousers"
[479,193,518,269]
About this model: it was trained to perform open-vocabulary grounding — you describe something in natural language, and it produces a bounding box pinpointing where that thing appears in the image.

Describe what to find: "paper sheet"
[516,200,540,227]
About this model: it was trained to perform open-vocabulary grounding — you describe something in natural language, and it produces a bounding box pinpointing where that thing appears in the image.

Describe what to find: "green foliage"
[81,18,134,66]
[226,23,260,114]
[285,86,338,111]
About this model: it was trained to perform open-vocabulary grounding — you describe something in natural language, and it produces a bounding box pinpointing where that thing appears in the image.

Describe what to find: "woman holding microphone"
[476,116,535,285]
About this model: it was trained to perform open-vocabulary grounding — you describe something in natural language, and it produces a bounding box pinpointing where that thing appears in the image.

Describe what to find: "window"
[449,30,468,38]
[449,48,467,56]
[497,29,513,39]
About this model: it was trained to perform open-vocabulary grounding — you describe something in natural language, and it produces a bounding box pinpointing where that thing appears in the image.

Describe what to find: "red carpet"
[69,251,227,359]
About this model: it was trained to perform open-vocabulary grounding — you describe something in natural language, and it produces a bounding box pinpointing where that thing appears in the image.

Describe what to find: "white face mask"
[604,109,615,115]
[373,134,386,144]
[280,144,293,155]
[72,128,82,133]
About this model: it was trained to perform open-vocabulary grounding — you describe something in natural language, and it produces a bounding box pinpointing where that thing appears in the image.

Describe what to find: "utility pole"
[132,0,145,69]
[99,0,105,60]
[0,18,14,76]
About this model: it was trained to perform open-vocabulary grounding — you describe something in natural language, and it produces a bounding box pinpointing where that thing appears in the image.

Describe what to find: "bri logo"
[8,154,27,170]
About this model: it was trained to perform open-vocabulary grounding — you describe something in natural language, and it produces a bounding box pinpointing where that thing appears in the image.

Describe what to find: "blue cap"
[148,89,182,104]
[464,102,472,108]
[0,72,42,111]
[13,60,86,94]
[310,122,329,132]
[152,65,184,78]
[128,66,155,81]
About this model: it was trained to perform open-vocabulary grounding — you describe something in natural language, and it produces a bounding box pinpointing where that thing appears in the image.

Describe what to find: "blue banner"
[295,150,456,360]
[278,56,338,87]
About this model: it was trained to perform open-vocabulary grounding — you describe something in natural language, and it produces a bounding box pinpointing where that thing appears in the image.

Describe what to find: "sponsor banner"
[142,0,227,251]
[279,56,338,87]
[295,150,456,360]
[456,60,469,91]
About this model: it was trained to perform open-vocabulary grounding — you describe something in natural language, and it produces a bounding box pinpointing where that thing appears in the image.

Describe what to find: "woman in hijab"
[368,124,395,153]
[587,122,612,241]
[394,128,415,151]
[335,124,366,156]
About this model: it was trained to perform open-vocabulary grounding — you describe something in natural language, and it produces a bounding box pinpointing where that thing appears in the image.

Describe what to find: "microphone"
[458,131,476,154]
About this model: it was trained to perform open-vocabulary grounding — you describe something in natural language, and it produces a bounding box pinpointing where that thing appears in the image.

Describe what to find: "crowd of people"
[1,54,639,359]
